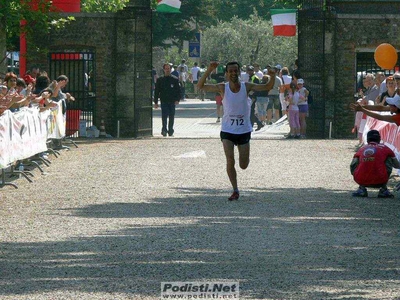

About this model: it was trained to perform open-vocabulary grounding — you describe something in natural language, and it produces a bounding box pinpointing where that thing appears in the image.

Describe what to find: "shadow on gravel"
[1,187,400,299]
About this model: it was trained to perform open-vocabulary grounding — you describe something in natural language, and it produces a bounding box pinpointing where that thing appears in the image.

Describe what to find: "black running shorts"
[220,131,251,146]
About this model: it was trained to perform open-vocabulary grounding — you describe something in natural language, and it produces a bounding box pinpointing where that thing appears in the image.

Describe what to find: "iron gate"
[48,51,96,137]
[298,0,327,138]
[133,8,153,138]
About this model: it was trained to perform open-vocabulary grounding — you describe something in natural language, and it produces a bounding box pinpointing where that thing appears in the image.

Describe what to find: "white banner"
[0,103,65,169]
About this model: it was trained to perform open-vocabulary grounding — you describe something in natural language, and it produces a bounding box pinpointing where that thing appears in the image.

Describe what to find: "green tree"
[81,0,130,12]
[201,12,297,68]
[152,0,299,50]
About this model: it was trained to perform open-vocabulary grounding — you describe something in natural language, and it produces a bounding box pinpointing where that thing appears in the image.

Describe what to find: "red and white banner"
[0,103,65,169]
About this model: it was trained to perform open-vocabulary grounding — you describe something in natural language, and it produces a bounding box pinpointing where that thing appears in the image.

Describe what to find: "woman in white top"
[197,61,275,201]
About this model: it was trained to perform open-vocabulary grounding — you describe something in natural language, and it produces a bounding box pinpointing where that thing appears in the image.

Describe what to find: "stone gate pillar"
[115,0,152,137]
[0,19,6,76]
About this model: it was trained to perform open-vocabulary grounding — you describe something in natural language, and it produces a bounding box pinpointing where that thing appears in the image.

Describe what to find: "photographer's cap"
[297,78,304,84]
[386,94,400,108]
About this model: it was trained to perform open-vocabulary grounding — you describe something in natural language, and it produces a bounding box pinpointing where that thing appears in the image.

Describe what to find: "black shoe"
[352,187,368,197]
[161,131,167,137]
[255,124,264,131]
[377,188,394,198]
[168,131,174,137]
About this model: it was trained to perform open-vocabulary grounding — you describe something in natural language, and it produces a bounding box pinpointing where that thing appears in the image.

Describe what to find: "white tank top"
[221,82,253,134]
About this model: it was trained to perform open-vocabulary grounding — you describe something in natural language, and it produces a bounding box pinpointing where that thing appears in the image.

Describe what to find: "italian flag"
[270,9,297,36]
[157,0,181,13]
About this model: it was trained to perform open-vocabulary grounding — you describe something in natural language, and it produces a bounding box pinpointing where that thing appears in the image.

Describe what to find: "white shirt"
[191,66,201,81]
[298,87,308,105]
[281,75,292,85]
[269,76,282,96]
[221,82,253,134]
[288,91,300,111]
[240,72,249,83]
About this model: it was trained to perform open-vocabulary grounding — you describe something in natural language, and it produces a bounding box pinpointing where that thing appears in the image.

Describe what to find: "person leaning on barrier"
[51,75,75,115]
[30,86,57,112]
[351,93,400,125]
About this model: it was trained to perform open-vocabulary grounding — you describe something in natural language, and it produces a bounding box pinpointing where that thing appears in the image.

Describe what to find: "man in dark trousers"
[154,63,181,137]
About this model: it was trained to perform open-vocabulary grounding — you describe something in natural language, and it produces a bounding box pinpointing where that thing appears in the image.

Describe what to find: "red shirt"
[353,142,395,186]
[392,113,400,126]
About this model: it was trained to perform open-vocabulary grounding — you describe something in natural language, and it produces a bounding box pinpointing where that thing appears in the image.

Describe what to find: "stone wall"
[333,13,400,138]
[300,1,400,138]
[46,13,116,129]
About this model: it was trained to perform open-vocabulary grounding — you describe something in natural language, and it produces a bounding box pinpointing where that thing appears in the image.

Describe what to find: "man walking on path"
[154,63,181,137]
[197,61,275,201]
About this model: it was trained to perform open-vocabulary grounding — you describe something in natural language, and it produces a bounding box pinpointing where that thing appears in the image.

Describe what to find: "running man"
[197,61,275,201]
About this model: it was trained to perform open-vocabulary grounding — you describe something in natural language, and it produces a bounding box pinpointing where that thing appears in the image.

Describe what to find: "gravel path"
[1,137,400,300]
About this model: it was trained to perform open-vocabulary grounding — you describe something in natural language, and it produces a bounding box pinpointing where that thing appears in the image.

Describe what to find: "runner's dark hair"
[225,61,241,73]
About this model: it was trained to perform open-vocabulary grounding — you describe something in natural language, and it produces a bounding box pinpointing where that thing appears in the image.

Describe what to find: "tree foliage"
[152,0,298,49]
[81,0,130,13]
[201,12,297,68]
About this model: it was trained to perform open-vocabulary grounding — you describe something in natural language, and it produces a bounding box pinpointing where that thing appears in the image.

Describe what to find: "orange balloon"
[374,43,398,70]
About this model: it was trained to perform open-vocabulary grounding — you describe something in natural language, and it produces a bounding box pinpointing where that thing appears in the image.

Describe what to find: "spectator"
[394,72,400,90]
[178,66,188,101]
[190,62,201,98]
[253,63,263,79]
[296,78,309,138]
[363,73,380,104]
[210,64,225,122]
[375,71,387,98]
[350,130,400,198]
[178,59,188,73]
[377,76,396,106]
[51,75,75,115]
[285,82,301,139]
[240,65,249,83]
[50,75,75,149]
[171,65,179,78]
[255,73,270,125]
[351,94,400,126]
[266,66,282,125]
[279,67,292,116]
[153,63,181,137]
[4,72,18,93]
[247,66,264,131]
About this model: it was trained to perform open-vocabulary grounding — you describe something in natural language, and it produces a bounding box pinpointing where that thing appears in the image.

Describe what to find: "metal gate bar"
[49,51,96,137]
